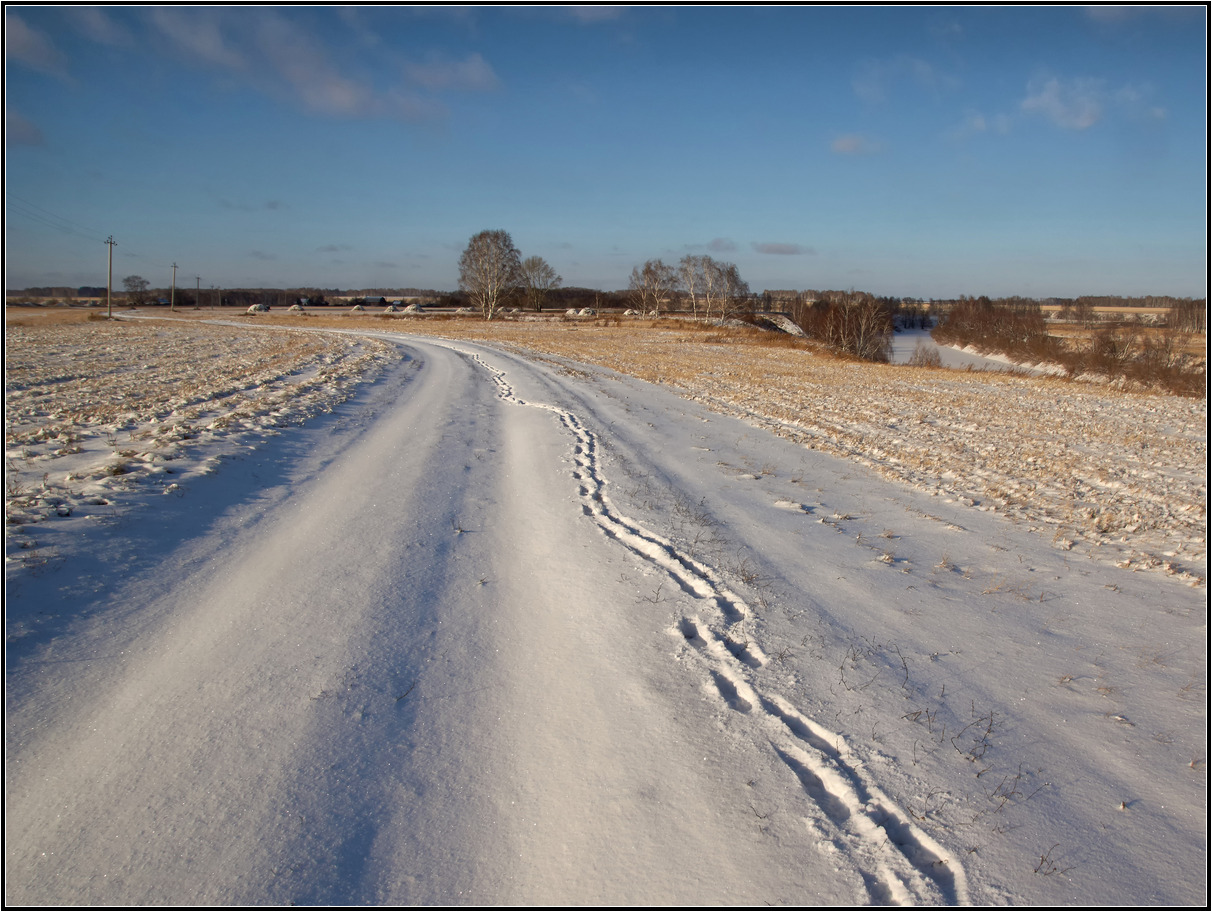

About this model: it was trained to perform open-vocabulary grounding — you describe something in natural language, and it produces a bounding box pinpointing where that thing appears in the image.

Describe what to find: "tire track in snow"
[442,342,969,906]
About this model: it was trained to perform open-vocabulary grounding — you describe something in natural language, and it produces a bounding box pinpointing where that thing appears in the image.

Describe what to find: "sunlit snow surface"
[5,314,1206,906]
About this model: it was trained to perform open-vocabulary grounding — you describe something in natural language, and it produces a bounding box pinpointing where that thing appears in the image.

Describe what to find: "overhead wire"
[6,193,185,276]
[5,194,105,243]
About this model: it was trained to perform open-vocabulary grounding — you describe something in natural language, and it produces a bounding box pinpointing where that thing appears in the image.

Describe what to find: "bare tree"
[519,255,562,313]
[796,291,892,361]
[703,259,749,320]
[678,255,749,320]
[458,230,522,320]
[678,255,707,319]
[627,258,677,315]
[827,292,892,361]
[123,275,150,306]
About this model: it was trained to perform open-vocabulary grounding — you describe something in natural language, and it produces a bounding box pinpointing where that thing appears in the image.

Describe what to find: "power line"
[6,193,183,274]
[5,196,105,244]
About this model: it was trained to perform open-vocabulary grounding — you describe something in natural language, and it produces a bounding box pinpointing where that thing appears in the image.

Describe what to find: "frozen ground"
[5,316,1207,905]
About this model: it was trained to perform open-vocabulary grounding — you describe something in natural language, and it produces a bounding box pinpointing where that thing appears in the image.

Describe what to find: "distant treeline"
[431,286,632,311]
[8,285,1205,341]
[927,294,1206,333]
[932,296,1205,396]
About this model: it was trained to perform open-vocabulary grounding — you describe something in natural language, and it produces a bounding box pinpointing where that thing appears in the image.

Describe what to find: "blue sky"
[5,5,1207,298]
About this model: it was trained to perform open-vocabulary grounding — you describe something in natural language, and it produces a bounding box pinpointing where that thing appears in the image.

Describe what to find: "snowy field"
[5,311,1207,905]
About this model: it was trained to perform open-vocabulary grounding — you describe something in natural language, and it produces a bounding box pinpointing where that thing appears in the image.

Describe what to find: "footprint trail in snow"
[445,343,970,906]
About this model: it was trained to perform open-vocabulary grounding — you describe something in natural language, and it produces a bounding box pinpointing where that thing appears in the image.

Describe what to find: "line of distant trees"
[432,286,632,312]
[932,296,1206,396]
[626,255,752,321]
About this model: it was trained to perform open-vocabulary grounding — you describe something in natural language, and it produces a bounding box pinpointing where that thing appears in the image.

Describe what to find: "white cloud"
[1020,76,1104,130]
[1020,75,1168,132]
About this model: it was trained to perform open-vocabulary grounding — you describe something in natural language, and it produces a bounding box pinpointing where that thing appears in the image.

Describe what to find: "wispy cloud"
[5,14,70,80]
[1113,84,1167,123]
[1083,6,1144,25]
[404,53,501,92]
[1020,73,1168,132]
[150,8,246,72]
[853,55,956,104]
[930,21,964,41]
[317,244,353,254]
[249,250,277,261]
[337,7,382,49]
[707,238,738,253]
[70,7,134,47]
[5,108,45,146]
[950,110,1012,139]
[143,9,497,123]
[256,12,373,117]
[1020,76,1104,129]
[752,242,814,256]
[565,6,626,24]
[831,133,881,155]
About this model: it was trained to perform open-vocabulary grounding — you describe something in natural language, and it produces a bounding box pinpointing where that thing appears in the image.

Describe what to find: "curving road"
[12,331,1200,906]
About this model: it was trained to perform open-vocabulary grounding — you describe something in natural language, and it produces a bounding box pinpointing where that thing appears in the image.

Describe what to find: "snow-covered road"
[5,334,1205,906]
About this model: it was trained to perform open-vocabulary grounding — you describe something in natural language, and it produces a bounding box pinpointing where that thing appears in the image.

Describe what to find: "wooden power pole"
[105,236,116,318]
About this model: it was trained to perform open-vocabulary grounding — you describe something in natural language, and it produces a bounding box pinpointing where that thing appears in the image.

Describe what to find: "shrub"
[907,341,942,368]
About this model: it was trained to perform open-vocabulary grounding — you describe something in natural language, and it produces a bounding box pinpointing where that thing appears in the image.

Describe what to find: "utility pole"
[196,276,201,311]
[105,236,116,318]
[170,263,178,312]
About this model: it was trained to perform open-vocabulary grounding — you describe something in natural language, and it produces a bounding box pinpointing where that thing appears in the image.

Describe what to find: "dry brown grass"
[4,307,112,327]
[6,311,356,447]
[1047,320,1205,359]
[9,307,1204,575]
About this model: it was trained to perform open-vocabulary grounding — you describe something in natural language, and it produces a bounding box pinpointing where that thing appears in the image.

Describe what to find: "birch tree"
[458,230,522,320]
[713,261,750,320]
[681,255,749,320]
[628,258,677,315]
[678,255,707,319]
